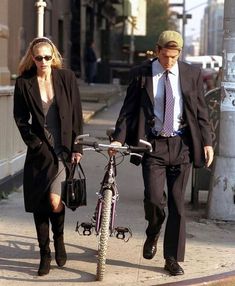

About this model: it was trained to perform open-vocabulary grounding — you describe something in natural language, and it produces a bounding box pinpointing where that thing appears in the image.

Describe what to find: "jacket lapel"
[27,75,44,117]
[178,62,191,99]
[52,69,66,117]
[141,59,194,107]
[141,59,154,105]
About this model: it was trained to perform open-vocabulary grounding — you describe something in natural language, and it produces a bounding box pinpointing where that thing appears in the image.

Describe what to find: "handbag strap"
[77,163,86,179]
[67,162,85,181]
[67,163,76,181]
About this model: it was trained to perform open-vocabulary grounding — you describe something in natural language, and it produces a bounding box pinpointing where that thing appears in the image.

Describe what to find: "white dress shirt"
[152,59,183,133]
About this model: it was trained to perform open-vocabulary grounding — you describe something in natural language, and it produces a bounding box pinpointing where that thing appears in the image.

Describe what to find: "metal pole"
[181,0,186,60]
[129,16,136,65]
[207,0,235,220]
[129,24,134,64]
[35,0,47,37]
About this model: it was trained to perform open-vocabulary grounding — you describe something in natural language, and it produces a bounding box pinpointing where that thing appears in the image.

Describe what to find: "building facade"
[201,0,224,56]
[0,0,125,190]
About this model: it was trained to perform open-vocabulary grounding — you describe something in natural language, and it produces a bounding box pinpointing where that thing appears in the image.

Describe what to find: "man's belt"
[150,126,188,138]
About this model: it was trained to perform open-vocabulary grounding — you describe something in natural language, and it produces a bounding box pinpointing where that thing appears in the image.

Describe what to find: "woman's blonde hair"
[18,37,63,75]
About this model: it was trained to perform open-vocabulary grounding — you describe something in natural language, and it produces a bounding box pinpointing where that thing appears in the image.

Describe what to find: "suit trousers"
[142,133,192,262]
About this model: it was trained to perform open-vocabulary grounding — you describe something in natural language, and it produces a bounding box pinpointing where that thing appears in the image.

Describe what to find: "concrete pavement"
[0,185,234,286]
[79,81,124,123]
[0,82,235,286]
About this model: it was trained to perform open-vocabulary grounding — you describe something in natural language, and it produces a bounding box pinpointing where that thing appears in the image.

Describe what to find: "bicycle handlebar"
[75,134,152,153]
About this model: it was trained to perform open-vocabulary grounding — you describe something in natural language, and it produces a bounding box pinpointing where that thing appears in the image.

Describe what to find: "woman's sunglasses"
[34,55,52,62]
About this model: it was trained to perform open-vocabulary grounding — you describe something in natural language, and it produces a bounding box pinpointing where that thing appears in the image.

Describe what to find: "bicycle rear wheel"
[96,188,112,281]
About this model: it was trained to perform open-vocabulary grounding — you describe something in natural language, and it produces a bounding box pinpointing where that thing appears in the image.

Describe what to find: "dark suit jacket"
[112,58,212,168]
[14,68,83,212]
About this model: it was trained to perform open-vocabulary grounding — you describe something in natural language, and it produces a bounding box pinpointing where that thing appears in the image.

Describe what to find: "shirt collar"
[153,59,179,77]
[170,62,179,76]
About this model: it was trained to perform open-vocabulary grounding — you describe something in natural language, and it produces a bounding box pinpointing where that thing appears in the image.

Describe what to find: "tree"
[147,0,169,38]
[135,0,172,52]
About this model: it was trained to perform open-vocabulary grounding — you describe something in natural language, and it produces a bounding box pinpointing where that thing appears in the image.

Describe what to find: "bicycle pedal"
[114,226,132,242]
[75,221,94,236]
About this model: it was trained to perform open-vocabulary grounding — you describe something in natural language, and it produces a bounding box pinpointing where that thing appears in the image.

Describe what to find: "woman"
[13,37,83,276]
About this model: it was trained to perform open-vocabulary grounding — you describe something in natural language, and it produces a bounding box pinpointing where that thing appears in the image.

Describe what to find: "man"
[110,31,214,275]
[84,40,97,85]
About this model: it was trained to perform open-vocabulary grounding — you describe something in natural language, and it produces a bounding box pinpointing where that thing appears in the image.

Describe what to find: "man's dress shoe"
[143,237,157,259]
[164,257,184,276]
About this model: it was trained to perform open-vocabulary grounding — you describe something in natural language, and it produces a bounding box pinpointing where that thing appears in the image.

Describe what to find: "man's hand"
[71,152,82,163]
[108,141,122,157]
[204,146,214,167]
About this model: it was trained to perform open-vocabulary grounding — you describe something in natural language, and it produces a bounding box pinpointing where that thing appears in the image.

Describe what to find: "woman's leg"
[49,207,67,267]
[49,157,66,213]
[49,193,64,213]
[33,212,51,276]
[49,158,67,267]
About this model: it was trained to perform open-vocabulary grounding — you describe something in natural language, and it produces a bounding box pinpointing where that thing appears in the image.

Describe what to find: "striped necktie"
[162,71,174,136]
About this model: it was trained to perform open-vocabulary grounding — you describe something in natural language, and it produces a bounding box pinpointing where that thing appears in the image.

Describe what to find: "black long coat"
[112,59,212,168]
[14,68,83,213]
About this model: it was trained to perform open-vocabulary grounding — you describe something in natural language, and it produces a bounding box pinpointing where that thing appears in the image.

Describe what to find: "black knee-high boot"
[33,213,51,276]
[50,208,67,267]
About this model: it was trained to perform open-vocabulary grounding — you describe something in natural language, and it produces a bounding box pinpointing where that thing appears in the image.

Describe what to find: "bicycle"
[74,132,152,281]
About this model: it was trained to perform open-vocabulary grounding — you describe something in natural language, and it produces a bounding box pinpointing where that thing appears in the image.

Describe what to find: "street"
[0,97,235,286]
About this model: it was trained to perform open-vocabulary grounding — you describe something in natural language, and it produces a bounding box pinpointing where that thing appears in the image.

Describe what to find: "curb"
[82,102,106,123]
[80,83,125,123]
[157,271,235,286]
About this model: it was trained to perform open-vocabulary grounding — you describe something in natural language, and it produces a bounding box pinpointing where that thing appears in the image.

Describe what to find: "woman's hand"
[204,146,214,167]
[71,152,82,163]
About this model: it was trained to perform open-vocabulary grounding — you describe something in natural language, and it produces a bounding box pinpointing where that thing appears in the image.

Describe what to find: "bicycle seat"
[106,127,115,138]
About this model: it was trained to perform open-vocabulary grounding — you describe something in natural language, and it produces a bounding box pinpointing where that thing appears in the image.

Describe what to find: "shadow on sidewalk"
[0,232,165,283]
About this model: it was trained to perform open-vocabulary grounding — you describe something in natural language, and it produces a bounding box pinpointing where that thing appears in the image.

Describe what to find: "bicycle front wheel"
[96,188,112,281]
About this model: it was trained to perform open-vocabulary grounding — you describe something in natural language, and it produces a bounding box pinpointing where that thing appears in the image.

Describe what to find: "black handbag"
[62,162,87,211]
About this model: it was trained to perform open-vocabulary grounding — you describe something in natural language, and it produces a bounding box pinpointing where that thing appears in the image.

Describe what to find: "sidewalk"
[0,83,235,286]
[79,81,124,123]
[0,186,234,286]
[78,82,235,285]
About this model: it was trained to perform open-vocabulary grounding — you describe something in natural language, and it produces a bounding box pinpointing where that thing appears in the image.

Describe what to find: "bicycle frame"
[76,151,131,241]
